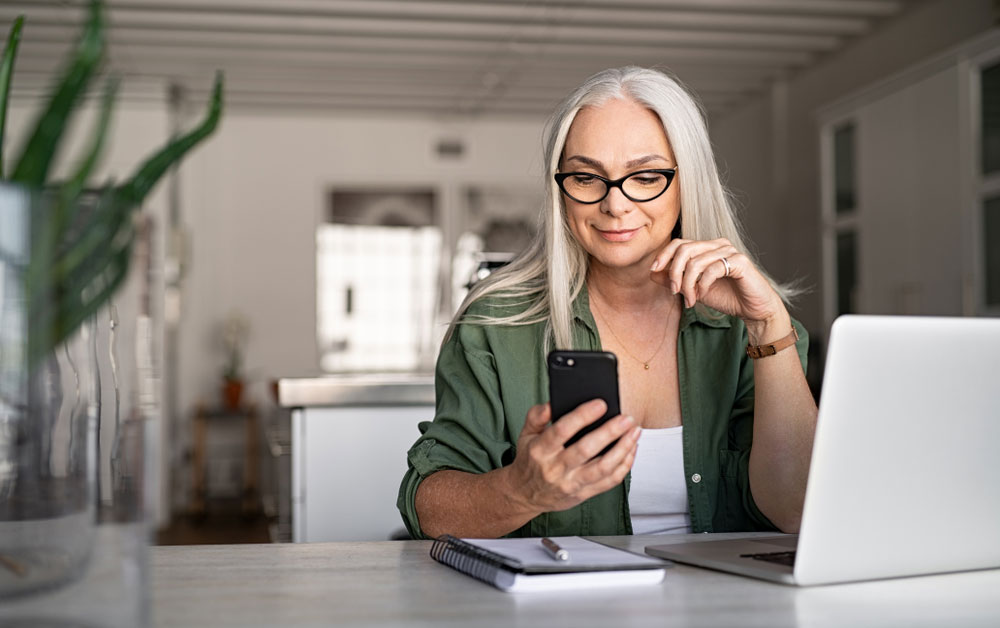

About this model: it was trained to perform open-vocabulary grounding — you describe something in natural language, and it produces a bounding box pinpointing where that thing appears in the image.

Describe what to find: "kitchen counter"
[277,373,434,407]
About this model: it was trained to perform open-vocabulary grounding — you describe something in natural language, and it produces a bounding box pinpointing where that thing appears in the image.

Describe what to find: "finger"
[577,436,639,501]
[693,247,740,299]
[649,236,687,274]
[680,245,738,306]
[561,412,635,467]
[545,398,608,449]
[576,423,640,480]
[520,404,552,438]
[665,239,726,299]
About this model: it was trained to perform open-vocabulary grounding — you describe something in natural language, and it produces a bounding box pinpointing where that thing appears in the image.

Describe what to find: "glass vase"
[0,183,156,626]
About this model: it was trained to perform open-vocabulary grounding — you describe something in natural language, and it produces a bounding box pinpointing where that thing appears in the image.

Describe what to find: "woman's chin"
[588,248,655,272]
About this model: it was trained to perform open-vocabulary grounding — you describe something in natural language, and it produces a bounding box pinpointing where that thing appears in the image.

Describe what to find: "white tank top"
[628,426,692,535]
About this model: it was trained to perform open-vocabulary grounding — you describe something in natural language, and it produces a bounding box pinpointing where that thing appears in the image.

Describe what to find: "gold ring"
[720,257,731,277]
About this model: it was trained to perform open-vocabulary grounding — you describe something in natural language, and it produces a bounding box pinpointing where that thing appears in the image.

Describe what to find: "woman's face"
[559,97,679,272]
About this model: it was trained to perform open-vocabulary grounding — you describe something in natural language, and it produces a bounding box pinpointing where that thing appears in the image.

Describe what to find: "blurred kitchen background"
[0,0,995,544]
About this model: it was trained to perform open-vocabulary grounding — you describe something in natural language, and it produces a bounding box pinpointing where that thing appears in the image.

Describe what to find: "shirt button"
[691,473,702,484]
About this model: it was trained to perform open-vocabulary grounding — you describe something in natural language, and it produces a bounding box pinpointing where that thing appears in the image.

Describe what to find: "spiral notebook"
[430,535,668,592]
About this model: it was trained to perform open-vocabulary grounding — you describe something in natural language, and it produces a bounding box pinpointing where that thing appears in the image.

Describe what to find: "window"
[980,62,1000,312]
[836,231,858,316]
[316,184,539,373]
[982,62,1000,175]
[984,196,1000,307]
[833,124,856,214]
[317,189,441,372]
[826,121,859,324]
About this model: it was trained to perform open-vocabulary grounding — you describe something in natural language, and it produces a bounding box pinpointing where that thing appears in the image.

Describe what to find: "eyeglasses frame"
[553,168,677,204]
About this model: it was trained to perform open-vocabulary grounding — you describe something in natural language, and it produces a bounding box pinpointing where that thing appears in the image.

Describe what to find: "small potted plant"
[220,312,250,410]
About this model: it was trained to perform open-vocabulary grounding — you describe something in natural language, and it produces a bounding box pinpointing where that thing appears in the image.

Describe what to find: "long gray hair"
[448,66,793,349]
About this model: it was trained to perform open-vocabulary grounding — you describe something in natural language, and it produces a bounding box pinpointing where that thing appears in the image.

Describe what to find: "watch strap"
[746,326,799,359]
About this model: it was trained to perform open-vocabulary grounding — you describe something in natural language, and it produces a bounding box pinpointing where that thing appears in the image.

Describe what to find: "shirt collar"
[572,284,596,329]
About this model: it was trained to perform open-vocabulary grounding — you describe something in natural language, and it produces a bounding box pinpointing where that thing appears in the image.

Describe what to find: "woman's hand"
[503,400,640,516]
[649,237,786,331]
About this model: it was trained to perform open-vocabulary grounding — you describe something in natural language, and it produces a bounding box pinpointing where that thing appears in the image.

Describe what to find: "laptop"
[645,315,1000,586]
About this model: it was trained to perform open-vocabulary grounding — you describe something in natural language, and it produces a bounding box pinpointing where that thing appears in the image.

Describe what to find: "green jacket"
[397,286,808,539]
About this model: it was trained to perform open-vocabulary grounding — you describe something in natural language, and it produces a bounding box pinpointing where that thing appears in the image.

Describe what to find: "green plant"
[220,312,250,381]
[0,0,224,369]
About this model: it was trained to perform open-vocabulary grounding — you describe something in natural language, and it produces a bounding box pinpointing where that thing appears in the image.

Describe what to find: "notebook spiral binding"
[430,535,523,587]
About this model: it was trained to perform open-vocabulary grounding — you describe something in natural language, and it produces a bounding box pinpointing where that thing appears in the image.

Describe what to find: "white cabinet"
[280,375,433,543]
[291,405,431,542]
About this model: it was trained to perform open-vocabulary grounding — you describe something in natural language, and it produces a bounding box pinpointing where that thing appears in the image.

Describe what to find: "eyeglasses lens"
[562,171,670,203]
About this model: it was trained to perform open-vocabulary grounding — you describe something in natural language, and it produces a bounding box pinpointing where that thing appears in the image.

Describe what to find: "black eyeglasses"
[554,168,677,204]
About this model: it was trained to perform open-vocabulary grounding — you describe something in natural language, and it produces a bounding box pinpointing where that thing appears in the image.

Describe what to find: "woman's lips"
[596,227,640,242]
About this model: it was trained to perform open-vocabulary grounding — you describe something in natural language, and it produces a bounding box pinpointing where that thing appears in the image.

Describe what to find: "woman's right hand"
[503,400,641,516]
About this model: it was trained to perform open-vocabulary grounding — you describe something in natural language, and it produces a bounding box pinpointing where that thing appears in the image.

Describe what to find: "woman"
[397,67,818,539]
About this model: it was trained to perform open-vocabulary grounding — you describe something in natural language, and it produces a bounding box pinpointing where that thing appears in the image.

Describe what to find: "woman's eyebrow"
[563,155,604,169]
[625,154,671,168]
[563,154,672,170]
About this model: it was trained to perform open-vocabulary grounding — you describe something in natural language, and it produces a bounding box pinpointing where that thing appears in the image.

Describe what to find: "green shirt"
[397,286,808,539]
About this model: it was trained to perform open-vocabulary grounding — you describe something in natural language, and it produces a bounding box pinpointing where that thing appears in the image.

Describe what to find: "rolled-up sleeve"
[396,322,515,539]
[718,318,809,532]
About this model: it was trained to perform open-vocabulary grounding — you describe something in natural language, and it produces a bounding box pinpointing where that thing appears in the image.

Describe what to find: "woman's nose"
[600,186,634,217]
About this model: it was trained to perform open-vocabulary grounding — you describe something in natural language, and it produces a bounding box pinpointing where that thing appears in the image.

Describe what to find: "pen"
[541,537,569,561]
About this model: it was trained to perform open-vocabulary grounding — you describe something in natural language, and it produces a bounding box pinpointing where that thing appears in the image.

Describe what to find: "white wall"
[711,0,995,342]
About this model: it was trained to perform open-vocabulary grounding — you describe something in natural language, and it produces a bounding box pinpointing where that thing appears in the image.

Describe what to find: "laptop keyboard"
[740,550,797,567]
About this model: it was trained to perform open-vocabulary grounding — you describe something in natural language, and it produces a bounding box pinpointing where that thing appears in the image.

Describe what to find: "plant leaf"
[10,0,104,187]
[122,71,224,206]
[25,77,121,302]
[23,182,121,369]
[52,184,131,286]
[54,75,119,234]
[27,183,120,311]
[28,234,132,369]
[0,15,25,179]
[27,187,133,369]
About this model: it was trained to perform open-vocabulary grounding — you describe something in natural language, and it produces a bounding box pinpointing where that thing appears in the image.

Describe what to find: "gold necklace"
[590,294,673,370]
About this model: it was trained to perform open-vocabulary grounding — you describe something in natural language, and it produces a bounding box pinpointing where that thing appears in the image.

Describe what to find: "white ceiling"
[2,0,920,119]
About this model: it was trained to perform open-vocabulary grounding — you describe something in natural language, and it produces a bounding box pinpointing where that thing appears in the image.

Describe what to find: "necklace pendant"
[643,363,650,370]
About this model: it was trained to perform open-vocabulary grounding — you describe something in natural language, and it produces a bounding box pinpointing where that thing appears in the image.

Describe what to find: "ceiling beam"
[18,0,876,35]
[13,32,817,69]
[26,0,907,19]
[0,8,846,51]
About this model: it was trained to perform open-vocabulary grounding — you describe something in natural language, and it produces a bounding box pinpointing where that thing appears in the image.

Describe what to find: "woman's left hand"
[649,237,785,326]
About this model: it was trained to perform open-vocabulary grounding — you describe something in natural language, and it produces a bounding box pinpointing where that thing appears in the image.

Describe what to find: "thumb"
[521,403,552,437]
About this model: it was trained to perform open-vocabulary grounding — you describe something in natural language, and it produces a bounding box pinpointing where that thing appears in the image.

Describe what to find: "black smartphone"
[547,350,621,454]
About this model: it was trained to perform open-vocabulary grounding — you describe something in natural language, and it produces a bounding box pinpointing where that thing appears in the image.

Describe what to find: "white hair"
[448,66,795,349]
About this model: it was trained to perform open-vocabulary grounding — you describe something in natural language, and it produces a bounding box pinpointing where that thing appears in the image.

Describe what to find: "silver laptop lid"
[795,315,1000,586]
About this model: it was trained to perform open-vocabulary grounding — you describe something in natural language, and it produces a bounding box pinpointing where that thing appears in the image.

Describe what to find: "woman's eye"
[571,174,597,186]
[632,175,663,186]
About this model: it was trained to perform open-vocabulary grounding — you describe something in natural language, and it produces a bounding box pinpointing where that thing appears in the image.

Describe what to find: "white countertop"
[148,534,1000,627]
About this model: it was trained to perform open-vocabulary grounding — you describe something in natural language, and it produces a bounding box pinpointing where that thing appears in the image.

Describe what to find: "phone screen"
[547,350,621,453]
